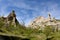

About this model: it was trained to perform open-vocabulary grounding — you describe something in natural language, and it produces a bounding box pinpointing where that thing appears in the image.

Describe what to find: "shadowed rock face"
[0,10,19,26]
[7,10,18,23]
[7,10,16,21]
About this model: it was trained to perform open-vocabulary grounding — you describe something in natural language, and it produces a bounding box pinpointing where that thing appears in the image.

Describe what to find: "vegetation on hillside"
[0,15,60,40]
[0,19,60,40]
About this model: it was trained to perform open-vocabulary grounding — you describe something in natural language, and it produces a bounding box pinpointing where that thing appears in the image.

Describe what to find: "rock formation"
[28,13,60,31]
[0,10,19,27]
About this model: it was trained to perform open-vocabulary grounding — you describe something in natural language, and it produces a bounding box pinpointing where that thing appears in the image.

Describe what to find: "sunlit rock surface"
[29,13,60,30]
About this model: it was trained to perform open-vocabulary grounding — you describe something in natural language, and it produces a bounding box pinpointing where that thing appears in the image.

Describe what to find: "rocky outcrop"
[0,10,19,27]
[28,13,60,30]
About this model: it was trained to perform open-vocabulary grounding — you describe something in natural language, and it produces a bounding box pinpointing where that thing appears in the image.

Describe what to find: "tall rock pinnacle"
[48,13,51,20]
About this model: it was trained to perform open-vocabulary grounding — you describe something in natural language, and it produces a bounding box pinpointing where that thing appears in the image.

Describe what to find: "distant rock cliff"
[28,13,60,30]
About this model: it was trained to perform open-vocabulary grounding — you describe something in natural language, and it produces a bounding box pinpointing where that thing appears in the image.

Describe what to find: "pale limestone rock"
[28,13,60,30]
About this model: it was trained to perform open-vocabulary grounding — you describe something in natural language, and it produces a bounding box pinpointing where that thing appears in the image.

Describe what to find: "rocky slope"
[28,14,60,30]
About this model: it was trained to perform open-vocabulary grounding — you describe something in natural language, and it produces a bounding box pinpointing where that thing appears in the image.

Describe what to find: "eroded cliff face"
[0,10,19,27]
[28,13,60,30]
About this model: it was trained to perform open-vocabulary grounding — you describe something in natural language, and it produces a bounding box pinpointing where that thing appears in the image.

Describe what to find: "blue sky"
[0,0,60,25]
